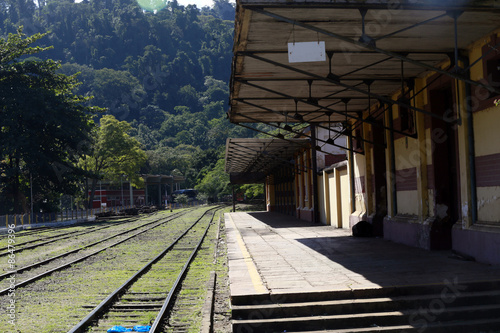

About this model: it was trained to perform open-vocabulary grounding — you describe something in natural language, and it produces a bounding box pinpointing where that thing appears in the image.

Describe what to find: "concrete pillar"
[363,117,374,215]
[386,104,397,217]
[415,79,429,221]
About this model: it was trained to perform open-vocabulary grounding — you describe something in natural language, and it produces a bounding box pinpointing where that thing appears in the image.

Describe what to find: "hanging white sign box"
[288,41,326,63]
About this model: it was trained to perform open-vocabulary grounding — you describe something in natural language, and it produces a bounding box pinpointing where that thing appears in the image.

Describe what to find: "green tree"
[174,193,189,206]
[90,67,145,121]
[195,157,229,203]
[80,115,147,208]
[0,1,246,198]
[0,28,97,214]
[240,184,264,200]
[212,0,235,21]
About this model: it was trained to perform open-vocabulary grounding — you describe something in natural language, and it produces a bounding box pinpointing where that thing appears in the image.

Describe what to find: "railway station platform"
[225,211,500,298]
[225,212,500,332]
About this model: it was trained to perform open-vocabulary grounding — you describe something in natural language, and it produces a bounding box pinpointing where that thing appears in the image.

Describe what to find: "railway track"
[1,213,174,273]
[0,209,193,294]
[1,225,58,238]
[68,207,221,333]
[0,215,146,253]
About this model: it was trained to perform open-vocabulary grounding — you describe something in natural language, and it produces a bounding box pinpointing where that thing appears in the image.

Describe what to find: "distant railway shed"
[226,0,500,264]
[143,174,185,206]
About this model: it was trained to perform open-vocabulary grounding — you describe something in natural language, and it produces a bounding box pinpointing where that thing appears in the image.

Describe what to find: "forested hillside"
[0,0,257,199]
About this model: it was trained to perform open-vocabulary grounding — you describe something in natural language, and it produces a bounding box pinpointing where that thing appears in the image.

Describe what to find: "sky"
[177,0,214,8]
[73,0,217,9]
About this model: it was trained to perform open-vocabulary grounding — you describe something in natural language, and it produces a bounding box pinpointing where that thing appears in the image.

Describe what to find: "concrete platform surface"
[225,212,500,298]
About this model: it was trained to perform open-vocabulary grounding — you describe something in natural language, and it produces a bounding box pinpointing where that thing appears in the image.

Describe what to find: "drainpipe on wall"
[310,124,320,223]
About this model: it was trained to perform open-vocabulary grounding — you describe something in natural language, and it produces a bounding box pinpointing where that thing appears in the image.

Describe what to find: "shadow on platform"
[227,211,500,296]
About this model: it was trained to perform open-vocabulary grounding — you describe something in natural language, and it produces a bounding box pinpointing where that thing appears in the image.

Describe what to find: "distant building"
[90,181,145,209]
[89,174,184,208]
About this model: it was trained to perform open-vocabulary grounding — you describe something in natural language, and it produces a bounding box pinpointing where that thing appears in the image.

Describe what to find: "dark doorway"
[371,118,387,237]
[429,85,461,250]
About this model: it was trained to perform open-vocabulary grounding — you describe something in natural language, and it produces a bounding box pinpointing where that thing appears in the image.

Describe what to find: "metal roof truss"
[229,1,500,142]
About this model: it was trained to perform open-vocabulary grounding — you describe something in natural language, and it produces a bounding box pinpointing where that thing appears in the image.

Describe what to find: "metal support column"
[311,125,320,223]
[388,106,398,216]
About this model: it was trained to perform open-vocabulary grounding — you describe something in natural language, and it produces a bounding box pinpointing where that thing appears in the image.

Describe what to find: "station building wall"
[322,161,351,229]
[342,30,500,264]
[262,30,500,265]
[451,32,500,264]
[295,149,314,222]
[266,167,296,217]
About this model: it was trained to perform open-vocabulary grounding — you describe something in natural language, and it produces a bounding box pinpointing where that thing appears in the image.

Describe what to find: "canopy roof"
[229,0,500,125]
[225,138,310,183]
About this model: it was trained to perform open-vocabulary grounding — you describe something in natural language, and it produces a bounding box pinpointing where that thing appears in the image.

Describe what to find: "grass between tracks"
[0,208,207,332]
[162,211,221,333]
[0,206,236,332]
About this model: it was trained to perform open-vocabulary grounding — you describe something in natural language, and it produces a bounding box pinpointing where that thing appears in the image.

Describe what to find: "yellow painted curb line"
[226,213,268,294]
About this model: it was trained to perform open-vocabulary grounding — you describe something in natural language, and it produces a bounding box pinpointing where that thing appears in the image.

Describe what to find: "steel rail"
[0,226,52,238]
[0,229,93,255]
[67,206,219,333]
[150,209,217,332]
[0,209,195,296]
[0,211,186,281]
[0,215,144,253]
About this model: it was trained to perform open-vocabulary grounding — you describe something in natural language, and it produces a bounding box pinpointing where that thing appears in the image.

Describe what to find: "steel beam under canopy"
[225,138,310,184]
[229,1,500,125]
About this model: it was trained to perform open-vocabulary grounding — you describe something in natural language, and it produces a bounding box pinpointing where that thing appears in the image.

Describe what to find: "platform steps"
[231,280,500,333]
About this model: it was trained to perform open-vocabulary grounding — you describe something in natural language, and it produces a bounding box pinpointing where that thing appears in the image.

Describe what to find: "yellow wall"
[474,107,500,157]
[468,32,500,223]
[394,137,419,171]
[394,136,420,215]
[318,174,327,224]
[318,31,500,227]
[323,165,351,229]
[267,181,275,211]
[472,103,500,223]
[353,152,367,217]
[328,170,341,228]
[339,167,351,229]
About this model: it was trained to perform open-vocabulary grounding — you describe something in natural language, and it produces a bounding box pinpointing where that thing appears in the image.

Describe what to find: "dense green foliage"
[79,114,147,208]
[0,0,262,210]
[1,0,249,147]
[0,28,100,214]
